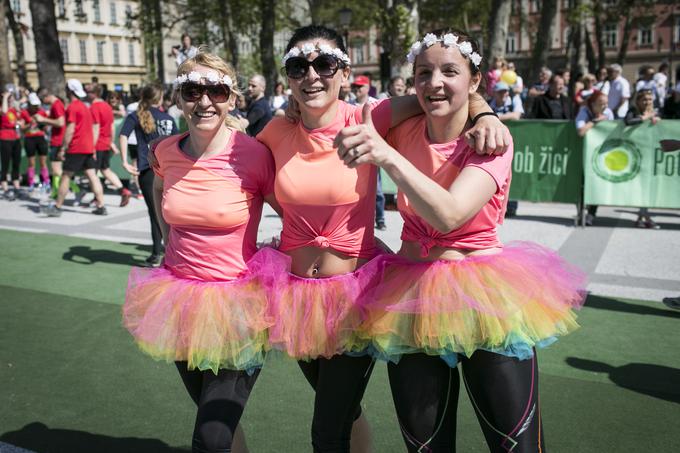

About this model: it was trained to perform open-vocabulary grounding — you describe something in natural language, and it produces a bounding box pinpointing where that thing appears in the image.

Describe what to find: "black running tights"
[298,354,376,453]
[389,351,545,453]
[175,362,260,453]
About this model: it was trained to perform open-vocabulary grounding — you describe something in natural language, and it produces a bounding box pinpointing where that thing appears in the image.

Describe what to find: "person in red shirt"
[46,79,107,217]
[86,83,131,207]
[36,87,67,191]
[1,86,22,200]
[20,93,50,189]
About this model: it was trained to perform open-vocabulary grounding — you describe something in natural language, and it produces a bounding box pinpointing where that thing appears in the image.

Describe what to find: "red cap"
[352,75,370,86]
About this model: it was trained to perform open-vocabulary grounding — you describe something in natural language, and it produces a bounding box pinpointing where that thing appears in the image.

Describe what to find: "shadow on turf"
[585,295,680,319]
[0,422,189,453]
[62,246,147,266]
[566,358,680,404]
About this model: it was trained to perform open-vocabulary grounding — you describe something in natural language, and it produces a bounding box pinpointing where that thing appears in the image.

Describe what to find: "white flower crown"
[406,33,482,68]
[282,43,351,66]
[172,71,233,88]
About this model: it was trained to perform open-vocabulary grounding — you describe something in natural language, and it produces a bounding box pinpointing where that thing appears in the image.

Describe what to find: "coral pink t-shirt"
[153,132,275,281]
[257,100,391,259]
[386,115,513,256]
[49,98,66,147]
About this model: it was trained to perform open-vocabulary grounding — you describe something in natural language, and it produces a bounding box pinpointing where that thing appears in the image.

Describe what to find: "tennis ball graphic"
[593,139,641,182]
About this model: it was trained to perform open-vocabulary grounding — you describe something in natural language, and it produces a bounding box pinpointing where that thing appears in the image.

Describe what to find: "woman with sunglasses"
[123,52,282,453]
[256,25,510,452]
[335,30,585,452]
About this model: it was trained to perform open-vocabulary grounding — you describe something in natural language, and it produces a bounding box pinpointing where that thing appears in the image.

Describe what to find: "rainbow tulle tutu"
[123,248,286,373]
[360,242,586,361]
[266,249,382,360]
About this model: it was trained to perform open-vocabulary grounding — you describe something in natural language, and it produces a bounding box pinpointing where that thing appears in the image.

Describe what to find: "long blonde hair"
[137,84,163,135]
[176,51,243,132]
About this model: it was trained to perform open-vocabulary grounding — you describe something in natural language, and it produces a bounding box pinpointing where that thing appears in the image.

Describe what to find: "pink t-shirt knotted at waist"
[153,131,275,281]
[386,115,514,257]
[257,100,392,259]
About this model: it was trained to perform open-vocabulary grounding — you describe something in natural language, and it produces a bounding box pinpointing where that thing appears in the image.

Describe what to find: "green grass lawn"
[1,229,679,452]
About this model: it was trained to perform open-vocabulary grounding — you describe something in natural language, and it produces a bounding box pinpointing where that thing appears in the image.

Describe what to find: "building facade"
[8,0,146,93]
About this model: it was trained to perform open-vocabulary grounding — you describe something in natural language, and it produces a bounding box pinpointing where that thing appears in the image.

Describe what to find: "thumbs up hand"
[333,102,395,169]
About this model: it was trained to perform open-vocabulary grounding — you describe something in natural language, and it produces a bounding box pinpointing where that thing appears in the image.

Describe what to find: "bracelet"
[471,111,499,125]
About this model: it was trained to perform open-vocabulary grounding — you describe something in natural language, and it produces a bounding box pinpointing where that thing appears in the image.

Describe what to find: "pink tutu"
[122,247,287,373]
[360,242,587,359]
[266,249,383,360]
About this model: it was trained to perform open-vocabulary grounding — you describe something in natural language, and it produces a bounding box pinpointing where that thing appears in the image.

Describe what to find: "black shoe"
[505,209,516,218]
[144,254,162,267]
[376,221,386,231]
[92,206,108,216]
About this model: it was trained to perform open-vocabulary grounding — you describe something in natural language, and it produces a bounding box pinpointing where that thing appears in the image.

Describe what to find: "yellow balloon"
[501,70,517,86]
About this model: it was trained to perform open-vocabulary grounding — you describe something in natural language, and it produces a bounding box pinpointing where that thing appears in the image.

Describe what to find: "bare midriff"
[399,241,502,263]
[286,246,369,278]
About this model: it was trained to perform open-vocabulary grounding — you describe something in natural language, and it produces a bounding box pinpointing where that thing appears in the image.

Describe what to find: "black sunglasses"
[284,55,345,80]
[181,82,231,103]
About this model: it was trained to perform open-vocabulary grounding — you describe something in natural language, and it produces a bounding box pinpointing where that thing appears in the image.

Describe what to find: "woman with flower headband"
[255,25,511,452]
[335,29,586,452]
[122,52,282,453]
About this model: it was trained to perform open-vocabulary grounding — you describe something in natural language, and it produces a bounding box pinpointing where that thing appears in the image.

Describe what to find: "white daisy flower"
[470,52,482,67]
[318,44,333,55]
[422,33,438,48]
[443,34,458,47]
[458,41,473,56]
[188,71,202,82]
[206,71,220,83]
[301,43,316,55]
[222,75,233,86]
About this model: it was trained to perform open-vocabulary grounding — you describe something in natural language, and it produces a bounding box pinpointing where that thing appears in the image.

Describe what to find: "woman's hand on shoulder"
[464,114,511,156]
[334,103,396,169]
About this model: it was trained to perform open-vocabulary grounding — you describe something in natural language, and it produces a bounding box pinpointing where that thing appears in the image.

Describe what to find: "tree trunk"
[616,15,633,65]
[218,0,239,70]
[29,0,65,99]
[585,28,596,73]
[486,0,512,64]
[5,0,27,87]
[259,0,276,97]
[0,0,13,87]
[592,12,605,70]
[152,0,164,82]
[530,0,558,83]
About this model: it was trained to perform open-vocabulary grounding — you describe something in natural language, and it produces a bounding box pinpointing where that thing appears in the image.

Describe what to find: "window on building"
[638,24,653,47]
[75,0,86,21]
[110,2,117,25]
[604,23,618,48]
[506,32,516,54]
[125,5,133,28]
[11,0,20,13]
[97,41,105,64]
[350,38,365,64]
[79,40,87,63]
[113,42,120,65]
[60,39,69,63]
[57,0,66,17]
[93,0,101,22]
[128,42,135,65]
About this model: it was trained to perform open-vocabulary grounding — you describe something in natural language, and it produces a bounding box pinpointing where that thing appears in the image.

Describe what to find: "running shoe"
[5,190,15,201]
[120,188,132,207]
[45,204,62,217]
[92,206,108,216]
[376,221,387,231]
[144,254,163,267]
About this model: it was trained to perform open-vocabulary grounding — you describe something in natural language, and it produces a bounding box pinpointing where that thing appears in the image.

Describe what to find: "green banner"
[382,120,584,203]
[583,120,680,208]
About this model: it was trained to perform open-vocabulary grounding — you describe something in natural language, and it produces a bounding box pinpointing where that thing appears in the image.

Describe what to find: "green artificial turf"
[1,229,679,452]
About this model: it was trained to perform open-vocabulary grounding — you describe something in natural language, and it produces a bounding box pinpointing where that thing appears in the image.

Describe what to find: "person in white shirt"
[489,82,523,121]
[635,65,659,107]
[606,64,630,119]
[653,63,669,108]
[172,34,198,67]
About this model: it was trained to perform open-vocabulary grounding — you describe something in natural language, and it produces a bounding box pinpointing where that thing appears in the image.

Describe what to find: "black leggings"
[138,168,164,255]
[0,139,21,182]
[389,351,544,453]
[175,362,260,453]
[298,355,375,453]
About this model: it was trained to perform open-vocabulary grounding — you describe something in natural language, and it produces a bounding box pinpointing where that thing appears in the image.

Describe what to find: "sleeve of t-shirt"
[91,105,101,124]
[575,106,590,129]
[512,95,524,115]
[20,110,31,123]
[119,114,136,137]
[150,139,164,178]
[464,140,514,192]
[251,140,275,196]
[255,119,280,151]
[622,80,631,98]
[354,98,392,138]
